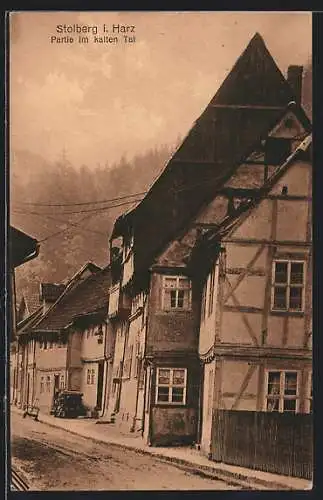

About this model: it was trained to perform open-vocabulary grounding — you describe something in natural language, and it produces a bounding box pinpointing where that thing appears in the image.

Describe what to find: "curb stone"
[33,413,299,491]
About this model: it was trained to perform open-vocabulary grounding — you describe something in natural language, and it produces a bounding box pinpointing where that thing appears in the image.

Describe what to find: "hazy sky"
[10,11,312,168]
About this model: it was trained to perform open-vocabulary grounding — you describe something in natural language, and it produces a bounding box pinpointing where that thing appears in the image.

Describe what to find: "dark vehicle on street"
[52,390,86,418]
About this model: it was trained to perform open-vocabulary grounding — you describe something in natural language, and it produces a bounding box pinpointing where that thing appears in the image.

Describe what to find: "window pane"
[268,372,281,395]
[284,373,297,395]
[177,290,184,308]
[164,290,173,309]
[173,369,185,385]
[274,286,287,309]
[290,263,304,284]
[289,287,302,310]
[170,290,177,308]
[158,369,170,385]
[275,262,288,284]
[157,387,169,402]
[267,398,279,412]
[172,387,184,403]
[283,399,296,413]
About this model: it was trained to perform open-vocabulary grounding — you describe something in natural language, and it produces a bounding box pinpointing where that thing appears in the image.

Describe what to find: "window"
[156,368,187,405]
[40,377,44,394]
[60,374,65,389]
[265,371,299,413]
[272,260,305,312]
[163,276,191,310]
[87,368,95,385]
[123,344,133,379]
[46,375,51,392]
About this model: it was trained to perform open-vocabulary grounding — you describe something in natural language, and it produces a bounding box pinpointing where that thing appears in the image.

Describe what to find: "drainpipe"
[25,336,29,408]
[140,291,150,439]
[197,360,204,445]
[130,335,141,433]
[14,340,19,404]
[32,336,36,404]
[65,330,70,390]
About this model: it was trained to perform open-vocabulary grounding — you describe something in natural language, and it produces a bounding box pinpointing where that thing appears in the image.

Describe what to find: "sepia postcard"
[7,10,312,492]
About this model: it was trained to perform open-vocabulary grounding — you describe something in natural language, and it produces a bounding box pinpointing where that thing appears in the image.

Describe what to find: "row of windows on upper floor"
[111,257,308,324]
[27,258,309,352]
[165,258,307,318]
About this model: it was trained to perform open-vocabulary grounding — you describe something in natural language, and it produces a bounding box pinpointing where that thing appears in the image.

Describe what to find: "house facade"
[9,226,40,405]
[15,263,113,415]
[195,134,312,458]
[106,33,312,451]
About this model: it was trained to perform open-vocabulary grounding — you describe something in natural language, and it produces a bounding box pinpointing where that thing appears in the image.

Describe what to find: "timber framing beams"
[200,343,311,363]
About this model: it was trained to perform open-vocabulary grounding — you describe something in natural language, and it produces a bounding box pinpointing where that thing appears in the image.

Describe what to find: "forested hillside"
[11,143,175,300]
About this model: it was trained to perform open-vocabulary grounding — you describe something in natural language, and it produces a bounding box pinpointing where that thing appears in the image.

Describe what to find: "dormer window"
[265,138,291,166]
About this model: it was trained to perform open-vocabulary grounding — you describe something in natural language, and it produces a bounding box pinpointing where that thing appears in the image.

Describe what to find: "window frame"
[264,369,300,413]
[155,367,187,405]
[305,371,312,414]
[162,276,192,311]
[271,259,305,313]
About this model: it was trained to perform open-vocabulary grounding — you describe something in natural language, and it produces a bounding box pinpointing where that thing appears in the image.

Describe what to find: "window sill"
[161,308,192,313]
[154,402,186,407]
[270,310,304,317]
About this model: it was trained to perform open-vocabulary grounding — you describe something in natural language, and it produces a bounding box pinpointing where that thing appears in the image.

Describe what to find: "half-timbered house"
[28,263,113,415]
[190,133,312,478]
[108,33,311,448]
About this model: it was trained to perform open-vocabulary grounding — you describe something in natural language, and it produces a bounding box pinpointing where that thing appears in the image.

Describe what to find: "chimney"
[287,65,303,105]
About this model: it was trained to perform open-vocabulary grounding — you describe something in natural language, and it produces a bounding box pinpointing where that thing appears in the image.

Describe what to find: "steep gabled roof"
[111,33,311,281]
[33,266,110,332]
[31,261,101,331]
[189,133,312,271]
[17,305,44,337]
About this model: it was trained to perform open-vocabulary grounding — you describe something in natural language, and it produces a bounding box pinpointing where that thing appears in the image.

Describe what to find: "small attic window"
[265,138,291,166]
